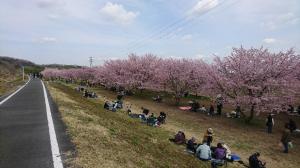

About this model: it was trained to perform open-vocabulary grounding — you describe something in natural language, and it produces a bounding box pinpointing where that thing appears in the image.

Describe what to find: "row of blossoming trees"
[42,47,300,122]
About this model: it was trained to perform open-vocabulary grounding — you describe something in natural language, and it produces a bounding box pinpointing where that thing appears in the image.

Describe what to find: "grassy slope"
[86,85,300,168]
[0,70,24,96]
[47,82,212,168]
[0,56,31,96]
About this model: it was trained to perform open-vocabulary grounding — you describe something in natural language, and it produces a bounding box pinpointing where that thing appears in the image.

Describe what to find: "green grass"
[48,82,212,168]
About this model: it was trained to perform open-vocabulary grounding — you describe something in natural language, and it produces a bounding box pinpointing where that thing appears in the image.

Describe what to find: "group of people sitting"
[104,99,123,112]
[75,86,98,98]
[226,105,242,118]
[169,128,267,168]
[83,90,98,98]
[103,93,125,112]
[128,108,167,127]
[169,128,242,168]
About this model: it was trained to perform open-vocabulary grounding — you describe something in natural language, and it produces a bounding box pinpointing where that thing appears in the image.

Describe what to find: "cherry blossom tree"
[156,58,207,105]
[205,47,300,122]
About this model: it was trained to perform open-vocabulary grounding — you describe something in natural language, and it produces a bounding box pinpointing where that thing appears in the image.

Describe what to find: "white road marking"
[41,81,64,168]
[0,79,30,106]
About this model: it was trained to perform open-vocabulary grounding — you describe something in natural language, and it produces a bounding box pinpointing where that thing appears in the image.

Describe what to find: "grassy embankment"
[82,84,300,168]
[0,71,25,97]
[47,82,214,168]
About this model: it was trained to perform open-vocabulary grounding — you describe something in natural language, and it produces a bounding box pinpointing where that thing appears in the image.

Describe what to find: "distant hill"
[42,64,83,69]
[0,56,36,74]
[0,56,82,95]
[0,56,83,74]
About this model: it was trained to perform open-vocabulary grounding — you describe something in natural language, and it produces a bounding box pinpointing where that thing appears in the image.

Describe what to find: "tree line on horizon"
[41,46,300,122]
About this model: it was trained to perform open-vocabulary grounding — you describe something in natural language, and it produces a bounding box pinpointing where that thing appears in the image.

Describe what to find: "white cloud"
[181,34,193,41]
[188,0,219,16]
[100,2,138,25]
[261,12,299,30]
[263,38,276,44]
[38,37,57,43]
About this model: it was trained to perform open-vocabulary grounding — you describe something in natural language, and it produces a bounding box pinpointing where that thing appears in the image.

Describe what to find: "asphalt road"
[0,78,71,168]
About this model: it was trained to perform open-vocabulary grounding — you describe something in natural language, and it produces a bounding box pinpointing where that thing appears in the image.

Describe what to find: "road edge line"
[0,79,31,106]
[41,80,64,168]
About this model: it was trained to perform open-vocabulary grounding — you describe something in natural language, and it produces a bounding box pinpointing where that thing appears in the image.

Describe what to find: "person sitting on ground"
[152,95,162,102]
[211,143,226,168]
[281,123,292,153]
[83,90,89,98]
[104,101,110,109]
[287,105,294,113]
[203,128,214,146]
[220,141,232,159]
[115,100,123,109]
[147,113,158,126]
[169,131,186,145]
[91,92,97,98]
[209,104,214,116]
[228,111,236,118]
[199,105,207,113]
[249,152,266,168]
[117,94,123,100]
[196,140,211,161]
[235,104,241,118]
[288,119,297,133]
[190,100,200,112]
[157,112,167,124]
[186,137,197,153]
[139,107,150,122]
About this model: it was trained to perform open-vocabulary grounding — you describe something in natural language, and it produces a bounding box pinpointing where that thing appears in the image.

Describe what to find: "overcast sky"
[0,0,299,66]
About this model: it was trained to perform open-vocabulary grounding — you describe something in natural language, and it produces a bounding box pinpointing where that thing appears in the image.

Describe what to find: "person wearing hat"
[203,128,214,146]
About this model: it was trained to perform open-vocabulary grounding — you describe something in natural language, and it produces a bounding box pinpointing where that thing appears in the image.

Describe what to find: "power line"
[124,0,228,54]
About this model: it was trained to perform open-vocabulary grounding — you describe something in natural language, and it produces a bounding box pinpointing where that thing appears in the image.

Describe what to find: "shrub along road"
[0,78,71,168]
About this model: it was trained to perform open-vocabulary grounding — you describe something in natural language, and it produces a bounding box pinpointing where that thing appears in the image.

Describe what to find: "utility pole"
[89,56,93,68]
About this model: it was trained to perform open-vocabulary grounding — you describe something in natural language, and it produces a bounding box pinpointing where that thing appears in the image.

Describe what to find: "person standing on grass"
[265,113,274,133]
[216,94,224,115]
[288,119,297,133]
[281,123,292,153]
[203,128,214,146]
[209,104,214,116]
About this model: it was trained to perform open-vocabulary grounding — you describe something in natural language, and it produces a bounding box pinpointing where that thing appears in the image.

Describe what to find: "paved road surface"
[0,78,68,168]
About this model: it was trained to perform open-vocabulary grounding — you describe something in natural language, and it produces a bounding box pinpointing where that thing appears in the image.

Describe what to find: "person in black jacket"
[288,119,297,133]
[265,113,274,134]
[249,152,266,168]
